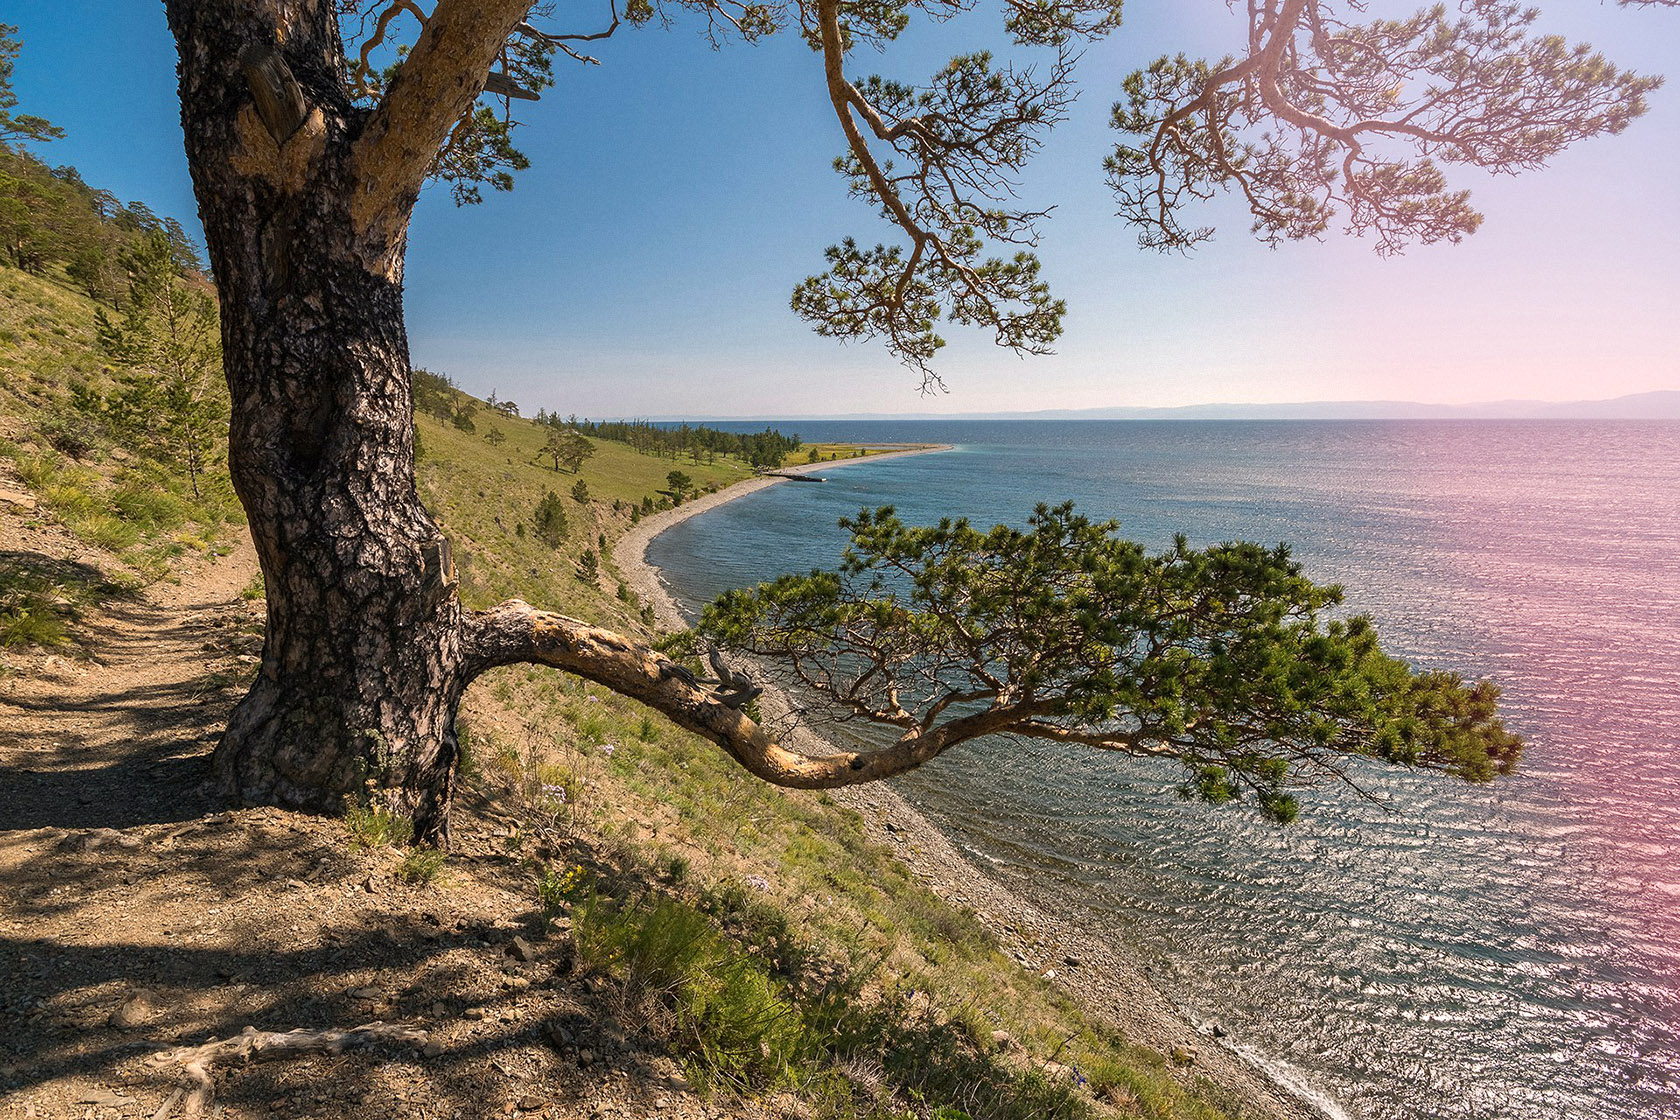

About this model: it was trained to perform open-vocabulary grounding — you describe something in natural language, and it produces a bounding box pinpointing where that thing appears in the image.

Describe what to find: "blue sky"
[7,1,1678,416]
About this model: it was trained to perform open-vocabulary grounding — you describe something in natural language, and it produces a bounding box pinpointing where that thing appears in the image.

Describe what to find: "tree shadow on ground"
[0,749,217,831]
[0,549,127,601]
[1,542,256,832]
[0,811,694,1120]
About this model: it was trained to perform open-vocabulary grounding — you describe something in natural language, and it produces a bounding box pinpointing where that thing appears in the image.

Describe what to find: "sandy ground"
[617,454,1324,1120]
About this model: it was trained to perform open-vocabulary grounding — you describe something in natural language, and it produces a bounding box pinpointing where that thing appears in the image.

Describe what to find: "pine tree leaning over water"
[150,0,1662,842]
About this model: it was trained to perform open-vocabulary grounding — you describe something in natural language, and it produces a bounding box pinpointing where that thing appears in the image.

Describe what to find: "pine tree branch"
[464,600,1043,787]
[349,0,534,241]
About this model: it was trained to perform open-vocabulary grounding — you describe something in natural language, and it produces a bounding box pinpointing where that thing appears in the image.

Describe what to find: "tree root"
[147,1021,428,1117]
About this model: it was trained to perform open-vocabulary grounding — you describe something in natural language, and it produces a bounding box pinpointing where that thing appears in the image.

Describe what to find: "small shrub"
[36,405,104,459]
[344,799,413,849]
[574,892,809,1090]
[536,862,585,916]
[534,490,568,547]
[12,450,61,491]
[397,846,446,884]
[0,599,70,648]
[240,571,265,601]
[490,739,523,785]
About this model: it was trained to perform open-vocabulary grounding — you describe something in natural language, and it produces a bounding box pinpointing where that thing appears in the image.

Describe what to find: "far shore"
[615,446,1325,1120]
[617,442,953,632]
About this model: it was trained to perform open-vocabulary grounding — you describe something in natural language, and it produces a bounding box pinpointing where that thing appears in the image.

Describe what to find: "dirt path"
[1,513,260,834]
[0,503,726,1120]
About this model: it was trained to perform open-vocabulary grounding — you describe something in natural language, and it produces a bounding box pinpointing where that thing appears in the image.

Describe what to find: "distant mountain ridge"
[683,389,1680,422]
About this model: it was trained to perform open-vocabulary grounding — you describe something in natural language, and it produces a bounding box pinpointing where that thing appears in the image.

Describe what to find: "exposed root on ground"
[147,1022,429,1117]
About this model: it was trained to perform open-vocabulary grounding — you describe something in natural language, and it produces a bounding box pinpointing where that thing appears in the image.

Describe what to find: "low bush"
[0,594,70,648]
[574,891,810,1090]
[344,799,413,849]
[535,862,585,916]
[35,405,104,459]
[396,846,447,884]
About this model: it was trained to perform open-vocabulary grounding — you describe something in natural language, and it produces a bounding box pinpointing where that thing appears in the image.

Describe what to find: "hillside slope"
[0,203,1298,1119]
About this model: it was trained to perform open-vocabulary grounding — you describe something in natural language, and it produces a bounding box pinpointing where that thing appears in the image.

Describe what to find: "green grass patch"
[344,800,414,849]
[0,550,124,651]
[397,846,447,884]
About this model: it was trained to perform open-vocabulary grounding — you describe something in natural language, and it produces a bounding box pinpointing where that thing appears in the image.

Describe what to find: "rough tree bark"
[164,0,524,843]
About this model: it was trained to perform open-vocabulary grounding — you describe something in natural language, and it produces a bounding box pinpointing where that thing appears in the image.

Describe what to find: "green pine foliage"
[702,502,1521,821]
[94,231,227,497]
[533,490,569,548]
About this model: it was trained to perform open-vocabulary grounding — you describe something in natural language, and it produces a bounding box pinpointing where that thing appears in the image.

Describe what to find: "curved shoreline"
[616,450,1325,1120]
[617,443,954,632]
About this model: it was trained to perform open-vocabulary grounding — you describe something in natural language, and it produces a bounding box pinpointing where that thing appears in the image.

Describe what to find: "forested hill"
[0,140,203,294]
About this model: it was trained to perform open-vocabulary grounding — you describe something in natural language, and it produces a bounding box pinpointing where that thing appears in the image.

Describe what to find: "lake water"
[647,420,1680,1120]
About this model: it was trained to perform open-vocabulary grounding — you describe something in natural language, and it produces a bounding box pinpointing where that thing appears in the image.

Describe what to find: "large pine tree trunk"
[166,0,465,843]
[161,0,879,846]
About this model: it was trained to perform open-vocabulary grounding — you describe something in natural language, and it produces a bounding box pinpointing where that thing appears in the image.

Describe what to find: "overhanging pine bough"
[158,0,1647,844]
[696,504,1522,822]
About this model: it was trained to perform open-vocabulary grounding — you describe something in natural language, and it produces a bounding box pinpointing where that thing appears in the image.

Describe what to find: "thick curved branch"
[464,600,1033,788]
[350,0,534,241]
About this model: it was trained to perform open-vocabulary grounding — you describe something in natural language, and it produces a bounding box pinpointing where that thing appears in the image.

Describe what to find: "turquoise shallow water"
[648,420,1680,1120]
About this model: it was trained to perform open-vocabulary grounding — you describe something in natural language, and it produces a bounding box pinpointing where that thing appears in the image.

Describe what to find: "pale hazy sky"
[10,1,1679,416]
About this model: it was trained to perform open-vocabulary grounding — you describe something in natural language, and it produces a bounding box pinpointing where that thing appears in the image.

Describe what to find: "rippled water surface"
[648,421,1680,1120]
